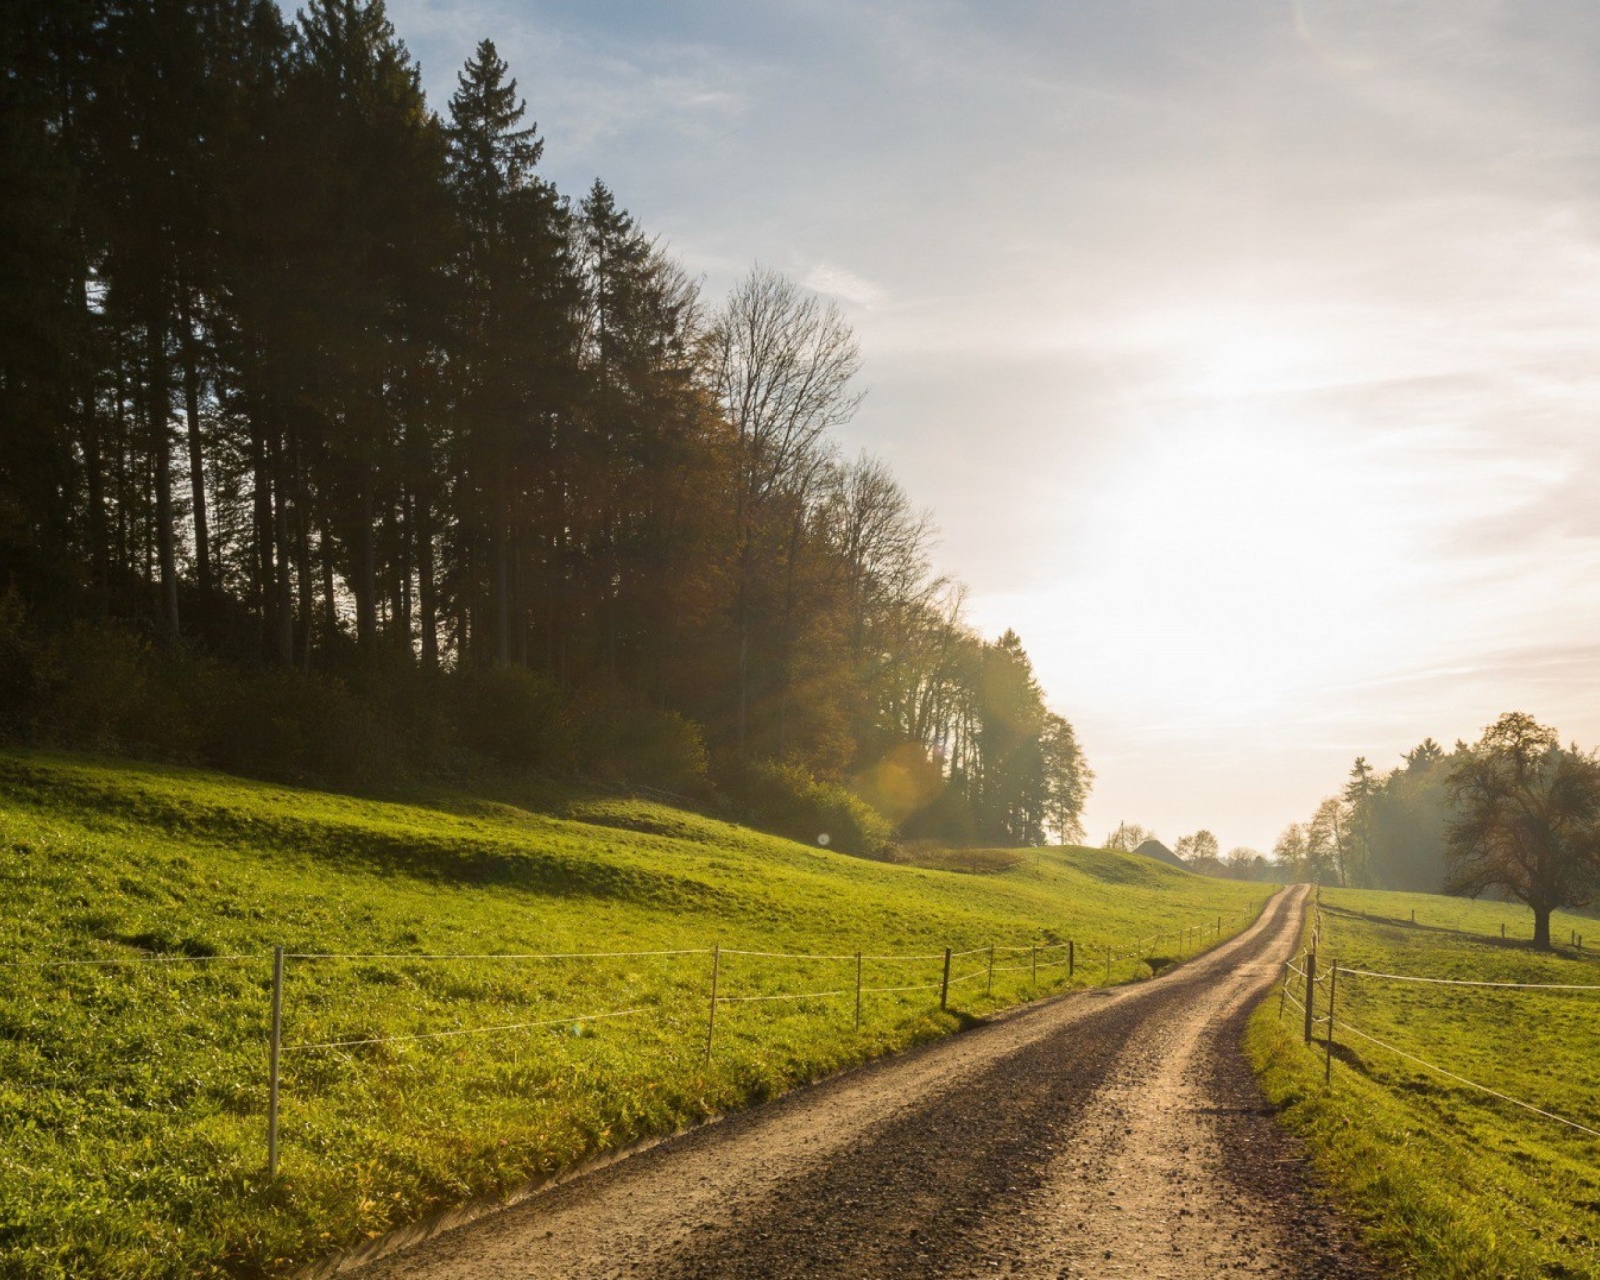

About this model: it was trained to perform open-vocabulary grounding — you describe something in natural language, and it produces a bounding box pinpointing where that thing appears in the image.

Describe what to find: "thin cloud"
[801,263,884,308]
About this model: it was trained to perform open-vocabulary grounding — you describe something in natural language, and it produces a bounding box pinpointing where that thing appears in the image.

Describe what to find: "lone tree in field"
[1446,712,1600,950]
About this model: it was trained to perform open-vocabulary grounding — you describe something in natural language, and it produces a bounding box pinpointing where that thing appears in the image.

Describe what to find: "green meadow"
[0,750,1267,1279]
[1249,887,1600,1279]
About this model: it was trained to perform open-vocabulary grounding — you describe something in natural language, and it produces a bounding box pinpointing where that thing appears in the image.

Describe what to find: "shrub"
[0,593,43,736]
[722,758,892,857]
[452,666,571,771]
[0,612,718,801]
[188,662,390,784]
[570,689,710,794]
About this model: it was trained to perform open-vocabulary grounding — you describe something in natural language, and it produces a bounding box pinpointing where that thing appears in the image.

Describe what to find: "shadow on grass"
[2,755,738,910]
[1318,903,1575,954]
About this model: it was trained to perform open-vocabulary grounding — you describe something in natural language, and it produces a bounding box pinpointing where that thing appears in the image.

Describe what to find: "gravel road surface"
[349,884,1377,1279]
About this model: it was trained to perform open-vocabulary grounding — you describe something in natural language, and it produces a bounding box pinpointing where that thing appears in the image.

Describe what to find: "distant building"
[1133,838,1186,868]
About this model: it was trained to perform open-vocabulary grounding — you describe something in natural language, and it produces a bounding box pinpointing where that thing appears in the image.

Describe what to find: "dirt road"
[350,884,1377,1279]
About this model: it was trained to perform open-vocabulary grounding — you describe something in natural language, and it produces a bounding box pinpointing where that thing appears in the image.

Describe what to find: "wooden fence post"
[268,945,283,1178]
[704,944,720,1062]
[1104,946,1111,984]
[1278,960,1288,1022]
[1068,939,1074,978]
[1325,959,1338,1086]
[1303,949,1317,1046]
[1031,944,1037,986]
[854,950,863,1030]
[987,945,995,996]
[939,947,952,1011]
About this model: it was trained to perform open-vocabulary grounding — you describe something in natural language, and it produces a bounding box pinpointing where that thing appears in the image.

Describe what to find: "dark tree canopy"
[1445,712,1600,950]
[0,0,1090,851]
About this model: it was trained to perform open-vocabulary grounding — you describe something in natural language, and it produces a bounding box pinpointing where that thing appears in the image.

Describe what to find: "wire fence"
[2,895,1272,1179]
[1278,890,1600,1140]
[1331,900,1593,951]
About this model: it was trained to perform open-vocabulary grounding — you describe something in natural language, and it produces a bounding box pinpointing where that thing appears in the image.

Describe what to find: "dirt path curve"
[351,884,1378,1280]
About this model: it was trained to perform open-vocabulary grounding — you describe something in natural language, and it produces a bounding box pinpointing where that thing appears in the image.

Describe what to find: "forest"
[0,0,1090,852]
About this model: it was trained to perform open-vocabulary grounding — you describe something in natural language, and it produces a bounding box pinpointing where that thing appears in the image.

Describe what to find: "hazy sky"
[389,0,1600,851]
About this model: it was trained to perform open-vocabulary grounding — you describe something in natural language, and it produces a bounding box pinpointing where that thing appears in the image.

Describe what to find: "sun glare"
[1051,407,1404,729]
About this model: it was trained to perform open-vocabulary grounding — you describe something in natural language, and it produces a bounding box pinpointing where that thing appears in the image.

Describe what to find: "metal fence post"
[704,944,720,1062]
[854,950,862,1030]
[268,944,284,1179]
[1303,948,1317,1046]
[939,947,952,1011]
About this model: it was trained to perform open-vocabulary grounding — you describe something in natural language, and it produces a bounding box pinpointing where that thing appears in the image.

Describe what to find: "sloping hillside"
[0,751,1267,1279]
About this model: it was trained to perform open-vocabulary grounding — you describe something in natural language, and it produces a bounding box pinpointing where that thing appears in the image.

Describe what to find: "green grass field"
[1248,887,1600,1279]
[0,751,1269,1280]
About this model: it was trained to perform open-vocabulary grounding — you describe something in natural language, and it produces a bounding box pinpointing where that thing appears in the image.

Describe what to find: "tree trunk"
[81,385,109,608]
[250,415,274,648]
[493,521,510,666]
[180,295,211,597]
[273,435,294,667]
[148,320,180,641]
[355,469,377,650]
[320,515,338,643]
[113,343,130,594]
[735,532,753,757]
[512,520,529,668]
[294,442,313,668]
[417,494,437,668]
[775,508,805,757]
[1533,905,1552,951]
[396,490,412,647]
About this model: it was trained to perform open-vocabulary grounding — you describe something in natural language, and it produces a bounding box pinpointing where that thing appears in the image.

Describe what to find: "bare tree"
[1175,829,1219,865]
[1306,798,1348,885]
[1273,822,1309,880]
[1105,822,1156,852]
[706,267,863,752]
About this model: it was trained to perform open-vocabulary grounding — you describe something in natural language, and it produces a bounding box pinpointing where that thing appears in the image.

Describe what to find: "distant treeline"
[1280,715,1600,950]
[0,0,1090,851]
[1274,739,1456,891]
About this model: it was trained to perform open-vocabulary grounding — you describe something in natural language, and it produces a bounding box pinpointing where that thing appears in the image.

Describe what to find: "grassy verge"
[0,750,1269,1279]
[1247,887,1600,1279]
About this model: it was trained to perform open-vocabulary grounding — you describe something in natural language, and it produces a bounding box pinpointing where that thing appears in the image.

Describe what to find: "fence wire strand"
[1332,1015,1600,1139]
[1339,967,1600,992]
[285,948,710,962]
[718,949,856,961]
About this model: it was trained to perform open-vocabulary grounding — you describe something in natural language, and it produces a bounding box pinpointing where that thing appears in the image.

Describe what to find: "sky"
[387,0,1600,852]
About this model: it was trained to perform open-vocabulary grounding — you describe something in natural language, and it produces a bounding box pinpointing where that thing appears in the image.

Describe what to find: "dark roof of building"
[1133,838,1186,868]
